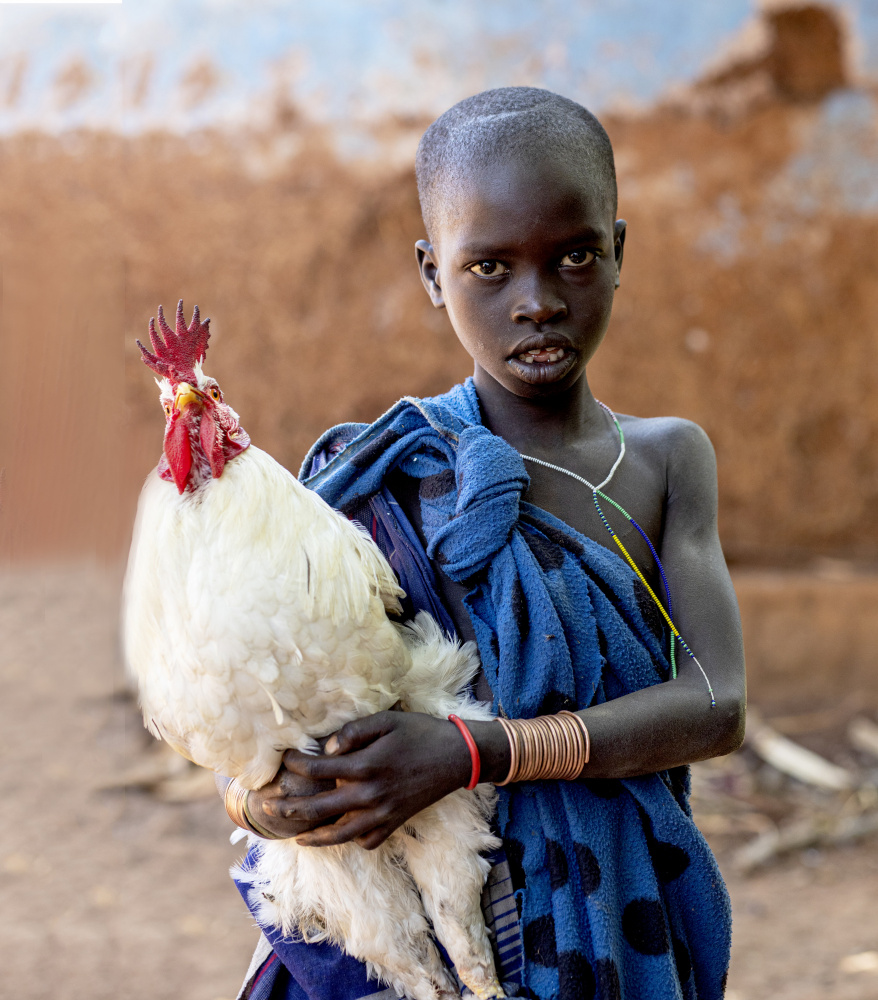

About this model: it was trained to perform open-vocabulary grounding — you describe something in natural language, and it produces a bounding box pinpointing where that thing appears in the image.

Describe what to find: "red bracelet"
[448,714,481,790]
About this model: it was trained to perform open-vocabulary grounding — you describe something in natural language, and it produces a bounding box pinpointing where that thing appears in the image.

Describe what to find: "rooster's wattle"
[123,302,505,1000]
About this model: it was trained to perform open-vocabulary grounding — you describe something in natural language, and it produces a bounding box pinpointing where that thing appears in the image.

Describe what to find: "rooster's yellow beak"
[173,382,202,412]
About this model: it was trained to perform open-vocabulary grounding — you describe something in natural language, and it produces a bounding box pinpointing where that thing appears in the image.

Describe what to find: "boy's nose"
[511,283,568,326]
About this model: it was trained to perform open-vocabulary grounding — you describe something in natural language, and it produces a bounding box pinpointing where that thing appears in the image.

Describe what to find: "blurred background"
[2,1,878,997]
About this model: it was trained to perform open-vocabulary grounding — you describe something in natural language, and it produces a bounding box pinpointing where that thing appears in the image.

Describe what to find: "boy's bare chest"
[520,452,666,579]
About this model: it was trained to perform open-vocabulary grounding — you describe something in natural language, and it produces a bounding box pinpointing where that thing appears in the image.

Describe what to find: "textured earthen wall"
[3,92,878,566]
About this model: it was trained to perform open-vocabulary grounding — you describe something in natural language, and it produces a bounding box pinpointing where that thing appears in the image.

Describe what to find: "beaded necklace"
[520,402,716,707]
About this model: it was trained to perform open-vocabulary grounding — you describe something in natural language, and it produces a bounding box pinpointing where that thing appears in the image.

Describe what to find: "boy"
[236,87,745,1000]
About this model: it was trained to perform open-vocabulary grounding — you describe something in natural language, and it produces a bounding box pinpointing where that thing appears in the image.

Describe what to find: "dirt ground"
[0,565,254,1000]
[1,564,876,1000]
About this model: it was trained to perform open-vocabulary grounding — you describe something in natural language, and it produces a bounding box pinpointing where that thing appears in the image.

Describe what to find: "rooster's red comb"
[137,300,211,384]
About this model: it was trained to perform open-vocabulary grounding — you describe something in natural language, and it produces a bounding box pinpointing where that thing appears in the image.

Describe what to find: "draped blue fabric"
[296,379,731,1000]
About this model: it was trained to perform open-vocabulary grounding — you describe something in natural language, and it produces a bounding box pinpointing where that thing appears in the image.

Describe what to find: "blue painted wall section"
[0,0,869,135]
[782,89,878,215]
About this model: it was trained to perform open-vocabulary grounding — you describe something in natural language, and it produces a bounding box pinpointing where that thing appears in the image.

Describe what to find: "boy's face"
[417,152,625,400]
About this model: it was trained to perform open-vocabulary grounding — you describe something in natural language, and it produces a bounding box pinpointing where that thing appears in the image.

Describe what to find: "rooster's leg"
[402,789,506,1000]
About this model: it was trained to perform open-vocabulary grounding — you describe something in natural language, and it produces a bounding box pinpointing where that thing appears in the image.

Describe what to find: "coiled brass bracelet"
[495,710,590,785]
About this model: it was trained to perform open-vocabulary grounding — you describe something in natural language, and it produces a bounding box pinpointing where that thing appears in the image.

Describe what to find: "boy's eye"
[468,260,509,277]
[560,250,596,268]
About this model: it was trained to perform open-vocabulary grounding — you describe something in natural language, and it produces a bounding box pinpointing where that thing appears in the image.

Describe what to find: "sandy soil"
[723,844,878,1000]
[0,566,254,1000]
[1,565,876,1000]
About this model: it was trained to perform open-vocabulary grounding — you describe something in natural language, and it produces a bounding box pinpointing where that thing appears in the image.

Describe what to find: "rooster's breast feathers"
[123,445,410,788]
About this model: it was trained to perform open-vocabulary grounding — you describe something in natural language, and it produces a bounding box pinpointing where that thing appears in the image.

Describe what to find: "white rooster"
[123,302,505,1000]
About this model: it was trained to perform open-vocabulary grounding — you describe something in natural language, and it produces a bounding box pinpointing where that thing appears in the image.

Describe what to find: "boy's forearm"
[463,720,514,784]
[466,673,744,785]
[573,675,745,779]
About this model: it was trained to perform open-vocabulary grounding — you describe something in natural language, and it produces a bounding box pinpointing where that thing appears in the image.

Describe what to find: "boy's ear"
[415,240,445,309]
[613,220,627,289]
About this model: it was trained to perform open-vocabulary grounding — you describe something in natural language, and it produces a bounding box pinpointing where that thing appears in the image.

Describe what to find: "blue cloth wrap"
[236,378,731,1000]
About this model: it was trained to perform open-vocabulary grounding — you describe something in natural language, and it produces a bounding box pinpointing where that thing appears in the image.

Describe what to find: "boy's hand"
[269,711,484,851]
[247,751,338,839]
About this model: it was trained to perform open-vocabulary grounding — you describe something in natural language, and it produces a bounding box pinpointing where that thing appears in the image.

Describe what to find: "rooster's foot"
[463,976,505,999]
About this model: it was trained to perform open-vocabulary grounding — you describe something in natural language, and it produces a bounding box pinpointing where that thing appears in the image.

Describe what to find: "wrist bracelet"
[495,710,590,785]
[448,714,481,790]
[224,777,282,840]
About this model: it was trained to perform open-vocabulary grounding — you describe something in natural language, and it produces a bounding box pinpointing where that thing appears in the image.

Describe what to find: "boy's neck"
[472,367,607,453]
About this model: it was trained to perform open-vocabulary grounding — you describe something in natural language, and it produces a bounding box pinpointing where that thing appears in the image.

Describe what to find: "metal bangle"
[495,717,519,786]
[224,777,283,840]
[559,710,590,769]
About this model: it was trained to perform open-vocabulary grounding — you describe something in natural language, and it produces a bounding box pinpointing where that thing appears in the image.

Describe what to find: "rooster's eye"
[163,403,171,416]
[210,387,221,400]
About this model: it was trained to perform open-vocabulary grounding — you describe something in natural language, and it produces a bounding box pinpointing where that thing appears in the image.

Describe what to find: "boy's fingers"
[283,714,398,772]
[328,713,396,756]
[282,749,376,781]
[274,765,335,798]
[275,782,377,822]
[295,811,383,848]
[353,826,393,851]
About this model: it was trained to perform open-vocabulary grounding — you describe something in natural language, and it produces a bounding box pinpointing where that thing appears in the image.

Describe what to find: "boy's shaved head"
[416,87,617,241]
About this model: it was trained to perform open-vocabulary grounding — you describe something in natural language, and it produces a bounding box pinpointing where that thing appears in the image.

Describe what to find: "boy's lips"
[506,336,577,383]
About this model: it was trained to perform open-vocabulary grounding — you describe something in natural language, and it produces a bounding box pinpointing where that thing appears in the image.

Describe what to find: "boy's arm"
[564,419,746,778]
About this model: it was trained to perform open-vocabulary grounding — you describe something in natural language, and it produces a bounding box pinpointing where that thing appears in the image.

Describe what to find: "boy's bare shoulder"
[616,413,713,452]
[614,413,717,499]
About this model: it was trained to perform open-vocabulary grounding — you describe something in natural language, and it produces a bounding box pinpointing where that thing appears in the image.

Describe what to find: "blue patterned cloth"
[236,378,731,1000]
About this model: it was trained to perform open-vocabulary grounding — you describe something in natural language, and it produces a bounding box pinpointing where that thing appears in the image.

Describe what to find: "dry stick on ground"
[734,808,878,873]
[745,712,855,792]
[733,713,878,873]
[848,716,878,760]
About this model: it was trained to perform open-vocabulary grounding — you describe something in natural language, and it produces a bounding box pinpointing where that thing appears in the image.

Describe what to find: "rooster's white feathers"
[123,441,505,1000]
